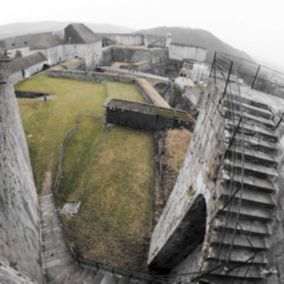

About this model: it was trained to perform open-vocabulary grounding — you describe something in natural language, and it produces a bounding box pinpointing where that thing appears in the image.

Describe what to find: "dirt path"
[41,171,52,196]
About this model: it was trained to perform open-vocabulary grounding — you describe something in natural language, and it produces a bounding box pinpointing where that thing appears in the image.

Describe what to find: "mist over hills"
[0,21,134,39]
[0,22,256,66]
[139,26,253,63]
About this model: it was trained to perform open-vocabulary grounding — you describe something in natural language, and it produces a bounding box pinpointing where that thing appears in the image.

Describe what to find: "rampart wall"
[148,83,223,275]
[0,81,42,283]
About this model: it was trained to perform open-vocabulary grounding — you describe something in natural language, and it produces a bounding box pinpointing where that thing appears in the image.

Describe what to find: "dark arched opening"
[154,82,169,94]
[42,64,50,71]
[149,194,207,272]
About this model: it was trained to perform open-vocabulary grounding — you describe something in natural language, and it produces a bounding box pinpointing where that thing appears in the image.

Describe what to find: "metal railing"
[215,52,284,98]
[192,52,264,282]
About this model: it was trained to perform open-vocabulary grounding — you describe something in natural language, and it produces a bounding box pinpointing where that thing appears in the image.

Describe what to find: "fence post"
[251,65,261,89]
[222,61,234,99]
[209,51,217,81]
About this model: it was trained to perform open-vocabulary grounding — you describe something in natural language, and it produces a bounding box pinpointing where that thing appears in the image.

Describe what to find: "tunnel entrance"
[42,64,50,71]
[149,194,207,272]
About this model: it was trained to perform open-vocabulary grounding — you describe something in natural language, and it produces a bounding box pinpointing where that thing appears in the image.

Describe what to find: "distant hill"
[0,21,134,39]
[138,26,253,63]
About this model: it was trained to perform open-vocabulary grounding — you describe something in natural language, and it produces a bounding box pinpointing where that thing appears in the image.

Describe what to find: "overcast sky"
[2,0,284,69]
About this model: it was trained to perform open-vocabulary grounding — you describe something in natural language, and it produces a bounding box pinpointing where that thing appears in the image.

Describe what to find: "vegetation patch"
[17,76,154,270]
[154,129,192,221]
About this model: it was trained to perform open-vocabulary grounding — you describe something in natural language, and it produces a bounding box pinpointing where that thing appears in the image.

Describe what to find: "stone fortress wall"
[148,83,223,272]
[0,81,43,283]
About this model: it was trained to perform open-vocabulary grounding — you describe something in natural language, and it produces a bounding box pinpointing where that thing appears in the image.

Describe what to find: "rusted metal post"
[251,65,261,89]
[222,61,233,99]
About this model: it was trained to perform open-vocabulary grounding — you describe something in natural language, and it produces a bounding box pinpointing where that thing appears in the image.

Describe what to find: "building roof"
[0,32,63,50]
[31,34,63,49]
[6,52,47,75]
[64,23,100,44]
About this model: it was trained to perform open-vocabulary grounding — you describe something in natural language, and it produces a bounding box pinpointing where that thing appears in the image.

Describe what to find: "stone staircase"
[40,194,148,284]
[202,94,279,283]
[40,194,97,283]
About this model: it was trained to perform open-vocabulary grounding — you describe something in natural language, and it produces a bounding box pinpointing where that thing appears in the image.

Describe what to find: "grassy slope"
[155,129,192,221]
[17,76,107,188]
[17,76,154,270]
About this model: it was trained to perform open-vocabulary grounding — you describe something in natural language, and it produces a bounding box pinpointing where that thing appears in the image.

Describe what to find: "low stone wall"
[15,90,50,98]
[104,98,194,131]
[135,79,170,108]
[47,69,134,83]
[46,70,170,108]
[119,61,152,73]
[49,58,85,71]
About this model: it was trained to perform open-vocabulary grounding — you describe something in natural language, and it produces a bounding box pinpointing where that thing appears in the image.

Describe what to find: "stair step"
[208,247,267,265]
[39,194,53,202]
[44,254,73,269]
[213,216,271,236]
[223,173,276,193]
[225,93,271,111]
[211,232,268,250]
[201,276,263,284]
[85,270,98,284]
[224,99,273,120]
[226,120,278,143]
[221,188,275,208]
[225,146,278,167]
[229,133,278,154]
[224,107,275,129]
[206,261,264,280]
[224,159,278,179]
[218,202,273,222]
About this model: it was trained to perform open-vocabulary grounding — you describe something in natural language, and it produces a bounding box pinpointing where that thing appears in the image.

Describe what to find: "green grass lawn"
[16,75,154,270]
